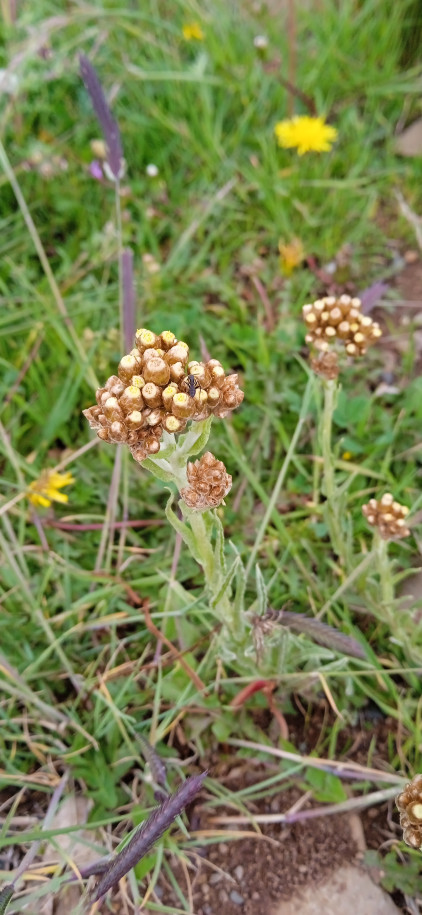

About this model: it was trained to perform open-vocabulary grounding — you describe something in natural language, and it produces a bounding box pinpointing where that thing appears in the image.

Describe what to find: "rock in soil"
[272,866,401,915]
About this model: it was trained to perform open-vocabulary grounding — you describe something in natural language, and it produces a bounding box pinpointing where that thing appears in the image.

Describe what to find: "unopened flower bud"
[166,343,189,365]
[118,353,142,383]
[119,386,144,413]
[125,410,145,432]
[143,357,171,386]
[135,328,158,352]
[396,774,422,849]
[362,494,410,540]
[164,414,186,433]
[181,452,232,511]
[159,331,177,350]
[142,383,162,408]
[162,384,179,410]
[104,397,123,422]
[170,362,186,384]
[172,392,196,419]
[110,421,127,442]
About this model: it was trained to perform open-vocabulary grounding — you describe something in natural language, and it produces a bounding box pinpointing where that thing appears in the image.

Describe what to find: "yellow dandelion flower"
[342,451,352,460]
[279,237,304,275]
[274,115,338,156]
[28,470,75,508]
[182,22,204,41]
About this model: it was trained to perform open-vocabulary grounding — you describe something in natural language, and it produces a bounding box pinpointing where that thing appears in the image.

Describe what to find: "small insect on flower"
[182,374,201,399]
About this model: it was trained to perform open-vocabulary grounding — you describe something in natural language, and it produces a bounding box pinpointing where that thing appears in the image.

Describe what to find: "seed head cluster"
[303,295,382,357]
[83,329,244,463]
[181,452,232,511]
[362,494,410,540]
[396,774,422,849]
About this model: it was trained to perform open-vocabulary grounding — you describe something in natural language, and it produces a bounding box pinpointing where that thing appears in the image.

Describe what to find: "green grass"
[1,0,422,909]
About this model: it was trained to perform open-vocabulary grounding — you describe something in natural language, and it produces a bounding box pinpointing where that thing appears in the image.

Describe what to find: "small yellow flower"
[279,237,304,275]
[342,451,352,460]
[28,470,75,508]
[182,22,204,41]
[274,115,338,156]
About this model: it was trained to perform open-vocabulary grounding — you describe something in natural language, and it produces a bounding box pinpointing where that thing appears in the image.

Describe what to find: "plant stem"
[373,530,395,624]
[321,378,347,565]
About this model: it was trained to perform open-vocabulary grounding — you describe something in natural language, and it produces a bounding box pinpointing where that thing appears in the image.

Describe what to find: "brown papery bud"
[143,347,165,363]
[181,451,232,511]
[362,494,410,540]
[310,350,339,380]
[207,386,220,407]
[125,410,145,432]
[166,343,189,365]
[109,421,128,442]
[187,361,211,388]
[143,357,170,386]
[164,414,186,433]
[135,328,158,353]
[159,331,177,350]
[103,397,124,422]
[145,409,165,427]
[170,362,186,384]
[119,386,144,413]
[107,378,126,399]
[118,354,142,383]
[208,363,226,388]
[142,383,162,408]
[83,405,102,428]
[172,392,196,419]
[131,374,145,390]
[396,774,422,849]
[162,384,178,410]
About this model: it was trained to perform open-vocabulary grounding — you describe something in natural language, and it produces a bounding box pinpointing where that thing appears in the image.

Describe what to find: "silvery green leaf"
[165,492,203,564]
[255,565,268,617]
[176,417,213,461]
[141,457,175,483]
[210,555,240,616]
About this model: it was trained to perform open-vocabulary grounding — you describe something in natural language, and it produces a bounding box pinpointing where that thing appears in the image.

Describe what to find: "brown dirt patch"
[155,787,358,915]
[151,708,401,915]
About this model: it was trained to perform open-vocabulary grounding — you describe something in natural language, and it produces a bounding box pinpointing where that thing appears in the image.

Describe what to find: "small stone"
[218,889,229,902]
[234,865,244,881]
[218,843,229,854]
[209,873,223,885]
[252,892,260,900]
[229,890,245,905]
[203,907,213,915]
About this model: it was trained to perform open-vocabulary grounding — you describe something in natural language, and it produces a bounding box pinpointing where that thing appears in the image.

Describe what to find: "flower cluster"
[362,494,410,540]
[83,329,244,464]
[303,295,382,357]
[274,115,338,156]
[396,774,422,849]
[181,452,232,511]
